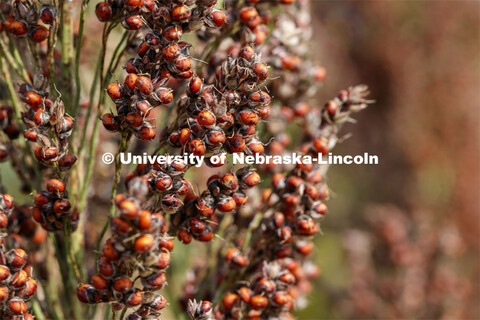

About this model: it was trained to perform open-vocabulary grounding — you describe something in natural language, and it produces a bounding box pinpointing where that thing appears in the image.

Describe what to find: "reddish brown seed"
[313,138,328,155]
[53,198,71,214]
[296,217,318,235]
[0,265,10,281]
[155,175,173,191]
[103,239,120,261]
[256,278,276,294]
[222,293,239,311]
[138,210,152,231]
[272,292,290,306]
[30,26,49,42]
[297,240,314,256]
[206,130,226,146]
[209,10,227,27]
[46,179,65,193]
[189,139,205,156]
[124,73,138,91]
[237,287,251,303]
[232,191,247,207]
[113,277,133,294]
[76,284,95,304]
[221,173,238,190]
[91,274,109,290]
[252,63,268,82]
[24,90,42,108]
[123,15,143,30]
[247,140,264,155]
[126,0,143,7]
[156,88,174,104]
[134,234,154,252]
[6,18,28,36]
[0,213,6,229]
[163,44,181,61]
[294,102,310,117]
[6,248,27,270]
[95,2,112,21]
[279,272,296,285]
[106,83,123,100]
[143,272,166,289]
[98,257,115,278]
[176,57,193,72]
[188,77,203,95]
[155,251,171,269]
[217,197,236,212]
[0,146,7,162]
[239,7,258,23]
[58,153,77,169]
[239,46,255,61]
[150,294,168,310]
[135,76,153,95]
[325,100,339,115]
[125,113,143,128]
[119,199,138,219]
[179,128,192,145]
[8,298,27,315]
[189,217,206,235]
[163,26,183,42]
[197,110,216,126]
[313,201,328,215]
[0,286,8,303]
[178,228,192,244]
[111,217,132,234]
[238,109,259,126]
[125,288,144,307]
[40,7,56,24]
[138,125,156,140]
[228,135,245,153]
[159,238,174,251]
[279,226,292,243]
[101,113,119,131]
[171,5,191,21]
[250,295,268,310]
[124,58,138,74]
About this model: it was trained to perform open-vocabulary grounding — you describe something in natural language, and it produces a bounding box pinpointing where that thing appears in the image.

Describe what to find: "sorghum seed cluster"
[19,74,76,170]
[3,1,54,42]
[77,194,171,319]
[32,179,79,232]
[0,194,37,319]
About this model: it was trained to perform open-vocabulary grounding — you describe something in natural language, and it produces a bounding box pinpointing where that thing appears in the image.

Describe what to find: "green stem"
[64,220,83,282]
[60,0,75,109]
[119,307,127,320]
[0,36,30,82]
[0,57,41,191]
[78,26,126,211]
[95,132,132,272]
[47,0,59,90]
[32,299,46,320]
[73,0,90,117]
[45,238,64,320]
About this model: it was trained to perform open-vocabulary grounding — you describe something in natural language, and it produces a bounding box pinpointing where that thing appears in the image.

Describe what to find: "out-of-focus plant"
[339,205,471,319]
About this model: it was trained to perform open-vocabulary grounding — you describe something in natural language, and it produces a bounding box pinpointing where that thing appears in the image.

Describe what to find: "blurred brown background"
[295,1,479,319]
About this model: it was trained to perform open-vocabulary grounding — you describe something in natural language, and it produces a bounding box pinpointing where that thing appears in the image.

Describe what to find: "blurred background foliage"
[294,1,479,319]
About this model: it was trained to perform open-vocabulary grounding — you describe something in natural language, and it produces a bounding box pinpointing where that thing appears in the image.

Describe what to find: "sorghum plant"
[338,205,471,319]
[0,0,370,319]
